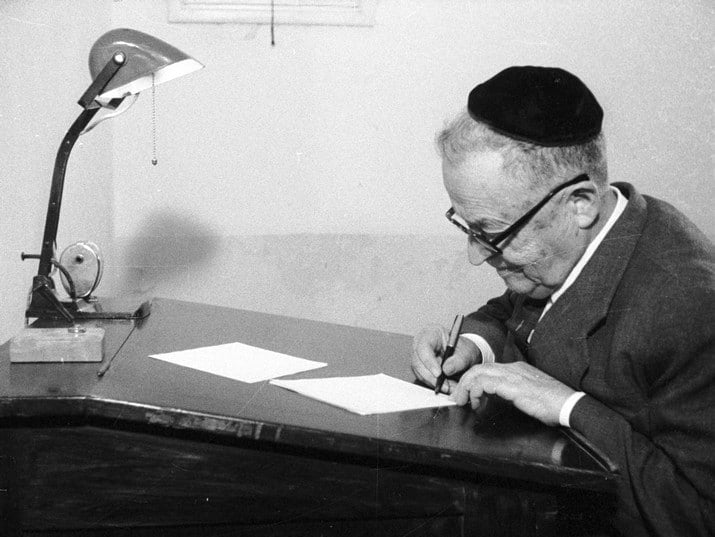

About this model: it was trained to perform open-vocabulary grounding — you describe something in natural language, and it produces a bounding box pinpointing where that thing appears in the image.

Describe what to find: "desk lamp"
[21,28,203,322]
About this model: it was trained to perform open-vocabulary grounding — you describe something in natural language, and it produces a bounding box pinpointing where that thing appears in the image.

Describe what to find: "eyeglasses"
[445,173,590,255]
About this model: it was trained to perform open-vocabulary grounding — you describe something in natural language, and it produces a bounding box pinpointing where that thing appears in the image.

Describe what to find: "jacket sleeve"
[462,289,516,361]
[570,286,715,537]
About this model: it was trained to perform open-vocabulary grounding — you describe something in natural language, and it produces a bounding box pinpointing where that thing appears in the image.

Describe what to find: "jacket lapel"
[528,183,647,387]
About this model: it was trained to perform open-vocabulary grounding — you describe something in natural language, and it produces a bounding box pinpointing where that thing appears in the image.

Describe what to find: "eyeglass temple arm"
[490,174,590,246]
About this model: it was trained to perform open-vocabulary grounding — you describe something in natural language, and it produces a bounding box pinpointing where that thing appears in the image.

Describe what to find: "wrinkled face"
[443,150,581,299]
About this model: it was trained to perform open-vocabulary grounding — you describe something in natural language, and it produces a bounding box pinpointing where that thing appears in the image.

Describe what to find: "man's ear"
[569,183,600,229]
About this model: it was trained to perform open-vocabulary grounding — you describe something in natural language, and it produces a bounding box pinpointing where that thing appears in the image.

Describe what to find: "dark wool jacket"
[463,183,715,537]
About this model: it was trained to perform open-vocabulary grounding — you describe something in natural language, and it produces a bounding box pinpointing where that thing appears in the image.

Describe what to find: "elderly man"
[411,66,714,537]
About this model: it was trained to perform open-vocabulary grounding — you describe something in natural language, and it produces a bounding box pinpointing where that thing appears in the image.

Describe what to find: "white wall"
[0,1,113,343]
[109,0,713,239]
[1,1,712,343]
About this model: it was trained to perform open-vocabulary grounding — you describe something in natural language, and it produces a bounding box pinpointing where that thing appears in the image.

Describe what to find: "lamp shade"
[88,28,203,106]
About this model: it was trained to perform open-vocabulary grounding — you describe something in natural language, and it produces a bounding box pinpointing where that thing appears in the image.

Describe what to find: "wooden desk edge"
[0,394,617,493]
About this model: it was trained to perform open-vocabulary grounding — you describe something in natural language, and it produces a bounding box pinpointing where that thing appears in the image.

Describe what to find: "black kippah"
[467,66,603,146]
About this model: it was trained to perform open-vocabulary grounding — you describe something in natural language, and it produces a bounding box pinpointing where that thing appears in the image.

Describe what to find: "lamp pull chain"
[151,72,158,166]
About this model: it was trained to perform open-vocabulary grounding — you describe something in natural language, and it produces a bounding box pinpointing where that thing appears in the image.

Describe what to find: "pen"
[97,327,135,377]
[97,349,118,377]
[434,314,464,394]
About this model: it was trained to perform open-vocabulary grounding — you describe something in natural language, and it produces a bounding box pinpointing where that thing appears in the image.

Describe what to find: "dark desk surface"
[0,298,615,493]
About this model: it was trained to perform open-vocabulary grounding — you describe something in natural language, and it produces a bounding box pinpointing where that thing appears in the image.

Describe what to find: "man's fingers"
[452,364,507,406]
[441,378,460,395]
[442,337,480,375]
[412,327,483,390]
[442,351,471,376]
[449,362,575,425]
[411,325,447,382]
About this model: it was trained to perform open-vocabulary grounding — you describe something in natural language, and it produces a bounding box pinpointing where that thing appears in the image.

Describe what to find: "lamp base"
[26,278,152,321]
[26,300,151,321]
[10,326,105,363]
[26,297,152,321]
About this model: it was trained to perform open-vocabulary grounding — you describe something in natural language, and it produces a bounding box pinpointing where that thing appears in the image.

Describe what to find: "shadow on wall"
[113,210,221,294]
[109,228,504,336]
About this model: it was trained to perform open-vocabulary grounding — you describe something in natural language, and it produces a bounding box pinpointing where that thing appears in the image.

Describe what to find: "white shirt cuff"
[460,334,495,364]
[559,391,586,427]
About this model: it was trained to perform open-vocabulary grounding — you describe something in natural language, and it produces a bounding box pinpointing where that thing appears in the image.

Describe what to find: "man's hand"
[411,324,481,393]
[450,361,576,426]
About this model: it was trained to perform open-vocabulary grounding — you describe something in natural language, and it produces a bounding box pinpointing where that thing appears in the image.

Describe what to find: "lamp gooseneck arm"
[36,108,100,278]
[35,51,126,279]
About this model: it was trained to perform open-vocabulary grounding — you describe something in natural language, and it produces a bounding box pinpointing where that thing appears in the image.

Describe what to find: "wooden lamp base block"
[9,327,105,363]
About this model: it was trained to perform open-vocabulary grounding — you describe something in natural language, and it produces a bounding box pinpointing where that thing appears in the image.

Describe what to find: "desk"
[0,298,616,536]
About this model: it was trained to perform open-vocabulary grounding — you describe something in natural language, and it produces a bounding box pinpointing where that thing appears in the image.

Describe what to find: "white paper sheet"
[270,373,456,415]
[149,342,327,383]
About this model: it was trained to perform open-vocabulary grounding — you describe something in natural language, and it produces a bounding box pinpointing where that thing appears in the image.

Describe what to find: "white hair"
[436,109,609,193]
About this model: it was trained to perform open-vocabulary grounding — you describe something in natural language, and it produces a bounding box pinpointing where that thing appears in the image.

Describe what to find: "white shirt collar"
[542,185,628,313]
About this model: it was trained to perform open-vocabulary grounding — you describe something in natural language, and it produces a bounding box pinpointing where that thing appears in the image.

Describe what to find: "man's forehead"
[443,151,520,191]
[443,151,531,216]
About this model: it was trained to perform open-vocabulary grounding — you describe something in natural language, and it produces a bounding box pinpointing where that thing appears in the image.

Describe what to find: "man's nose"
[467,238,495,266]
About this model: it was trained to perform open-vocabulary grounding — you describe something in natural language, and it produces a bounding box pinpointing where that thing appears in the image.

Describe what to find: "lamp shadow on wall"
[115,209,220,294]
